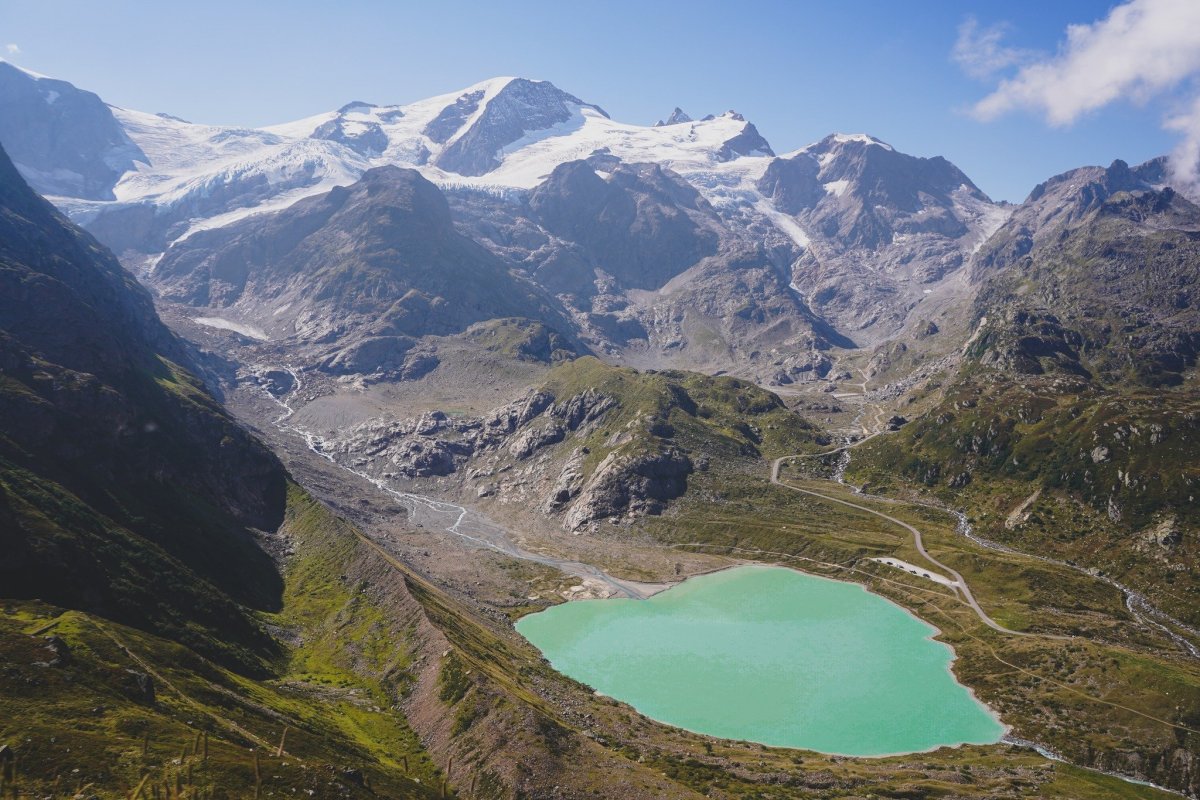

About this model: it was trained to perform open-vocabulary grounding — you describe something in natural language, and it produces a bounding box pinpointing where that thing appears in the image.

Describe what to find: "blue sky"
[2,0,1193,201]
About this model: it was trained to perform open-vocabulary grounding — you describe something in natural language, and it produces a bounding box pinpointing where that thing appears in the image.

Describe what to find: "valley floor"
[209,337,1197,799]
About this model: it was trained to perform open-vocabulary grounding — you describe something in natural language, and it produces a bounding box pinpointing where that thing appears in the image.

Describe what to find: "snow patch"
[823,179,850,197]
[830,133,893,150]
[754,198,811,248]
[951,184,1013,256]
[194,317,269,340]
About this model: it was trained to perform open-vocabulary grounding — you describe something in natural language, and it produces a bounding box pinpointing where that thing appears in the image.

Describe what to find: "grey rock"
[563,448,693,530]
[123,670,156,705]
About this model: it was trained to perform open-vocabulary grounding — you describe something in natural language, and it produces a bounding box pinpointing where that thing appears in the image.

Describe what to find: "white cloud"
[968,0,1200,125]
[1165,94,1200,197]
[4,44,19,56]
[959,0,1200,194]
[952,18,1030,81]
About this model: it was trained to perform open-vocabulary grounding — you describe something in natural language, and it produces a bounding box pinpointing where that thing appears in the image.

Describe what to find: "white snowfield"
[32,74,823,246]
[194,317,270,341]
[107,76,772,200]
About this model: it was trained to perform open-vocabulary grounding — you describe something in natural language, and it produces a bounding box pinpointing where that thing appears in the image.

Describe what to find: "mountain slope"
[846,160,1200,629]
[0,141,718,800]
[152,165,578,375]
[450,157,846,383]
[324,356,821,532]
[0,141,289,671]
[758,134,1009,338]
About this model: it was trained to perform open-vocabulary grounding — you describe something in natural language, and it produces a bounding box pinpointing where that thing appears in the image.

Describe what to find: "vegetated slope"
[0,141,287,672]
[848,160,1200,625]
[0,140,447,795]
[328,356,823,532]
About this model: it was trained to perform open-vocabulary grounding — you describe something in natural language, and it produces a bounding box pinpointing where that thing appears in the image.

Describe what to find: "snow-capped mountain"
[0,60,1014,376]
[1,64,784,259]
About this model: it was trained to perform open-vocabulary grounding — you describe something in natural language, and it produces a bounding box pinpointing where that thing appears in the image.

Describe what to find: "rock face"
[563,448,693,530]
[0,61,145,199]
[311,111,389,156]
[757,133,1008,337]
[452,159,844,384]
[968,159,1200,387]
[527,160,721,292]
[656,107,693,126]
[717,120,774,161]
[333,387,610,483]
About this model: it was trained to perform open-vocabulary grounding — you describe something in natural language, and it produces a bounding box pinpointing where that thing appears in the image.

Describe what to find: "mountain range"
[1,57,1198,799]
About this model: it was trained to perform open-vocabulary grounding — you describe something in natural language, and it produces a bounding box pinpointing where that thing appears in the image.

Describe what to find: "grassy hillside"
[540,355,822,468]
[0,485,443,800]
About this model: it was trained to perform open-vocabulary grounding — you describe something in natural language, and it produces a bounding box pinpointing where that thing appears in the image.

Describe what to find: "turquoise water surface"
[516,565,1004,756]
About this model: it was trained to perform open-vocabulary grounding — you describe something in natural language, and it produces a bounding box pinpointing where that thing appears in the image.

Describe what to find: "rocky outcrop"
[334,387,608,480]
[716,120,774,161]
[329,374,704,530]
[509,423,566,460]
[563,448,693,531]
[311,114,389,156]
[543,449,587,511]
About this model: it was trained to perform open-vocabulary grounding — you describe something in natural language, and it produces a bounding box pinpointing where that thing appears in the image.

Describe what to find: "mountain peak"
[811,132,894,152]
[0,58,54,81]
[0,60,146,199]
[433,77,608,176]
[656,107,693,126]
[337,100,377,114]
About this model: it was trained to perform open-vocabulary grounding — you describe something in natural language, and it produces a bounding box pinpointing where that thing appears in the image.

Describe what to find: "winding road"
[770,455,1047,638]
[263,362,1197,655]
[772,419,1200,657]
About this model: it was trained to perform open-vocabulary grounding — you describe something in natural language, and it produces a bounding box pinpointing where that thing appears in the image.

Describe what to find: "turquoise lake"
[516,565,1005,756]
